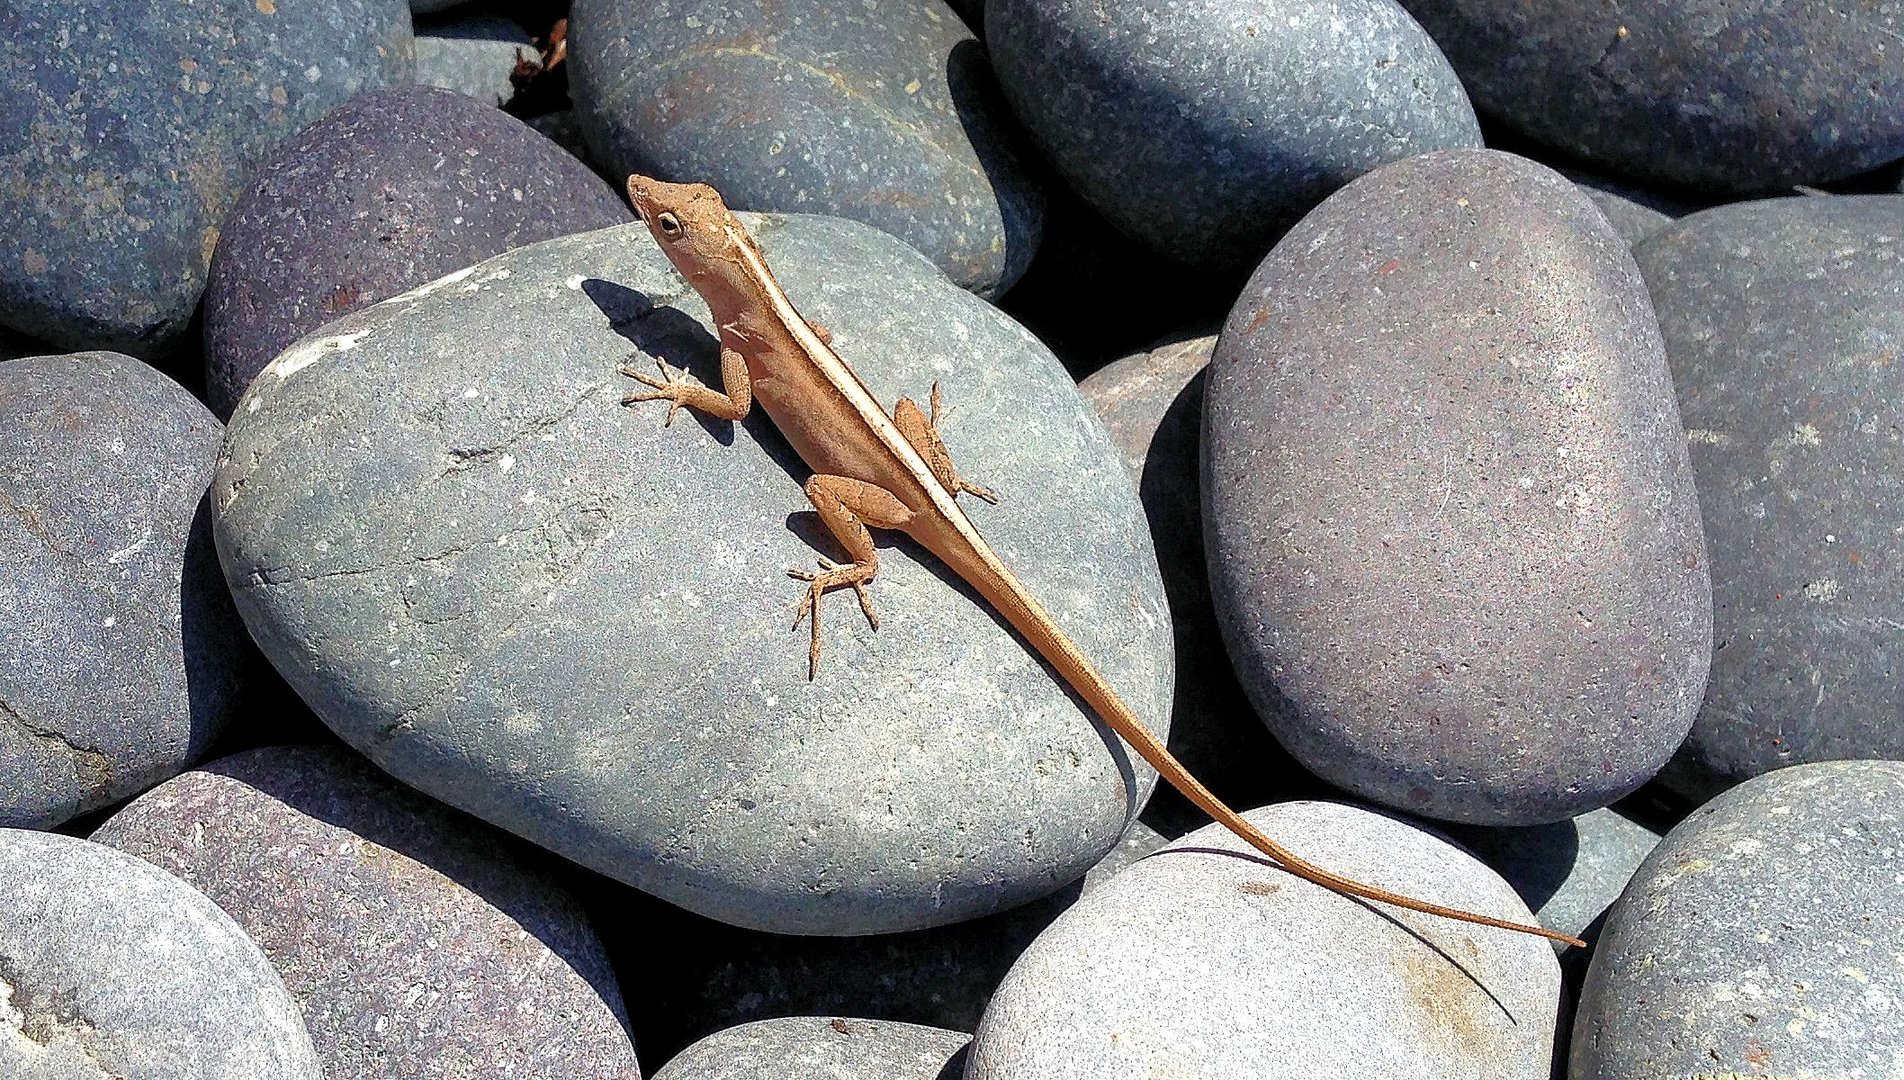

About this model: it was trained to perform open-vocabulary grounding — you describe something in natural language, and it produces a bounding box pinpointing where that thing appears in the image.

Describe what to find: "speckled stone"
[985,0,1481,268]
[0,0,412,357]
[1399,0,1904,193]
[0,828,320,1079]
[567,0,1043,298]
[212,215,1171,936]
[415,14,532,107]
[1204,149,1711,826]
[90,744,641,1080]
[202,86,631,418]
[1447,807,1661,958]
[1635,197,1904,804]
[0,352,246,830]
[654,1017,966,1079]
[966,801,1561,1078]
[1572,761,1904,1079]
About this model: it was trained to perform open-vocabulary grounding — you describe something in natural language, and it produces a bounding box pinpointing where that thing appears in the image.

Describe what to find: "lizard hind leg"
[790,475,915,678]
[893,381,999,503]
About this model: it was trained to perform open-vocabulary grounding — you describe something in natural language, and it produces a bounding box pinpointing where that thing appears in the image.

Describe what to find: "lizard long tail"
[929,527,1585,949]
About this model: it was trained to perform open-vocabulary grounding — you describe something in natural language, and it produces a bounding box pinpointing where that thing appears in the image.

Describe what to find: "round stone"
[90,743,640,1080]
[965,801,1562,1078]
[1397,0,1904,192]
[985,0,1481,267]
[0,0,412,356]
[1572,761,1904,1079]
[202,86,632,418]
[414,13,533,107]
[1636,196,1904,803]
[0,827,320,1079]
[212,215,1171,936]
[0,352,246,830]
[1557,167,1700,248]
[654,1017,968,1079]
[567,0,1043,298]
[1204,149,1711,826]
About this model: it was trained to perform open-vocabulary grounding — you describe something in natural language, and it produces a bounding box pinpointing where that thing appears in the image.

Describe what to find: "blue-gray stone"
[1636,196,1904,804]
[1558,167,1702,248]
[1572,761,1904,1079]
[985,0,1481,267]
[0,0,413,357]
[1398,0,1904,193]
[654,1018,967,1079]
[212,216,1170,936]
[1447,807,1661,957]
[567,0,1043,298]
[0,352,246,830]
[202,86,631,418]
[1204,149,1711,826]
[414,14,532,107]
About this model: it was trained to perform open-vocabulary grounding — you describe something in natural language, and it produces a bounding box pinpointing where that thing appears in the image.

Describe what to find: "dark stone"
[0,0,412,356]
[414,13,533,107]
[567,0,1043,297]
[1557,167,1703,247]
[985,0,1480,268]
[1636,196,1904,804]
[0,352,246,830]
[202,86,631,418]
[653,1018,967,1079]
[1204,149,1711,826]
[1399,0,1904,193]
[0,828,320,1078]
[212,216,1171,936]
[91,744,642,1080]
[1572,761,1904,1079]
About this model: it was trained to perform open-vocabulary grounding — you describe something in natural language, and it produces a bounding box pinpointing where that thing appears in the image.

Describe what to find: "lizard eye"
[655,212,685,238]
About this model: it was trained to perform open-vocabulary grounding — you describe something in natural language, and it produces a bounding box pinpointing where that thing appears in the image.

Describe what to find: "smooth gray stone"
[1447,807,1661,956]
[414,14,532,107]
[0,352,246,830]
[1399,0,1904,194]
[985,0,1480,268]
[90,744,642,1080]
[0,0,413,356]
[966,801,1561,1078]
[654,1017,966,1079]
[1204,149,1711,826]
[1558,167,1702,248]
[1635,196,1904,804]
[0,828,320,1079]
[213,215,1171,936]
[568,0,1043,298]
[1572,761,1904,1079]
[412,0,466,11]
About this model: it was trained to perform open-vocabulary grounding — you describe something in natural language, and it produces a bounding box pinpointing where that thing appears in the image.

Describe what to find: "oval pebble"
[90,743,641,1080]
[0,352,246,830]
[0,827,320,1079]
[1399,0,1904,193]
[985,0,1481,267]
[966,801,1561,1079]
[654,1017,967,1080]
[1635,196,1904,804]
[202,86,632,418]
[0,0,412,356]
[1204,149,1711,826]
[568,0,1042,298]
[212,215,1170,936]
[1572,761,1904,1079]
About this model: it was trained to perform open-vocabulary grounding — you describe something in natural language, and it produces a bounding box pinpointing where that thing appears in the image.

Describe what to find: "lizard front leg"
[791,475,915,678]
[893,381,998,503]
[621,343,752,425]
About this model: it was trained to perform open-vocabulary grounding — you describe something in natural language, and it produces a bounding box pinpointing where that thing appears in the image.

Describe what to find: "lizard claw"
[620,359,691,426]
[787,558,880,678]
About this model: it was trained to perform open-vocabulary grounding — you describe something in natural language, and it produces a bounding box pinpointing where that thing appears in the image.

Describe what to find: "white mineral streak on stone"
[565,274,587,290]
[269,329,370,381]
[377,264,478,306]
[105,526,153,565]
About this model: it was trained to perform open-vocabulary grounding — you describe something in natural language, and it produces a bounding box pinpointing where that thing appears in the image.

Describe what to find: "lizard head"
[625,174,756,299]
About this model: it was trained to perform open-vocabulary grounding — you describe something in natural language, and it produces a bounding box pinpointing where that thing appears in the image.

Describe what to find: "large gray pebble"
[985,0,1480,267]
[213,216,1171,936]
[568,0,1042,298]
[1205,149,1710,826]
[1636,196,1904,804]
[0,828,319,1079]
[966,801,1561,1078]
[0,353,246,829]
[1399,0,1904,193]
[90,744,641,1080]
[0,0,412,356]
[1572,761,1904,1079]
[654,1017,966,1079]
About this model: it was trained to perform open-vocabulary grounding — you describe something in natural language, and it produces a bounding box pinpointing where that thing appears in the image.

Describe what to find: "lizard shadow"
[582,277,768,451]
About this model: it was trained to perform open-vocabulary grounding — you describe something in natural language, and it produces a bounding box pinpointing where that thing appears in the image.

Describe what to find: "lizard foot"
[789,557,879,678]
[620,358,695,426]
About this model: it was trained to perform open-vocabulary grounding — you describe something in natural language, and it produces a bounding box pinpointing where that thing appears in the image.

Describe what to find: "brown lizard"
[617,173,1584,949]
